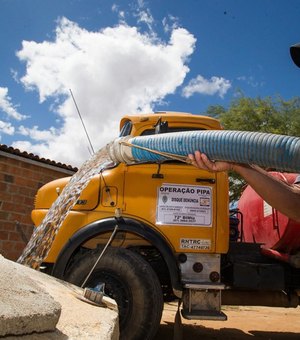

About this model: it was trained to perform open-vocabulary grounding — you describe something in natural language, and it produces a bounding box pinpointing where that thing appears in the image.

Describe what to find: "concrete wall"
[0,147,76,261]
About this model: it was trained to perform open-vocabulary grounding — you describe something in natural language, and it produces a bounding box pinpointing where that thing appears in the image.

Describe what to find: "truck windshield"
[141,127,205,136]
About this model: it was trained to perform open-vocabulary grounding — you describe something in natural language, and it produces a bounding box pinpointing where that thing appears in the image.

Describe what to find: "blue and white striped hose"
[107,130,300,173]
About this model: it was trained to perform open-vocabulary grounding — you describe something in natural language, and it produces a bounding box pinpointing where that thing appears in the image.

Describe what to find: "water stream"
[17,146,114,269]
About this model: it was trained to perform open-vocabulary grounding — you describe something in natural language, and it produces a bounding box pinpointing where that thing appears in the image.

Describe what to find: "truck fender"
[52,217,182,292]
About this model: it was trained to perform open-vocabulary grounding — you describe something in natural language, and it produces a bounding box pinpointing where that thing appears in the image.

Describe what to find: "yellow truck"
[31,112,300,340]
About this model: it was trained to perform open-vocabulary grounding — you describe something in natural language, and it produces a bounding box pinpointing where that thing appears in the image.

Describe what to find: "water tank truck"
[29,112,300,340]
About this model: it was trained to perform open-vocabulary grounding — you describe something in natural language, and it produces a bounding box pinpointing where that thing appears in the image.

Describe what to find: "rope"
[119,141,193,164]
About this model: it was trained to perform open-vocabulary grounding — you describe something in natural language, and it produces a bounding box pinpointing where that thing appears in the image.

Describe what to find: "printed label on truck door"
[156,183,212,226]
[180,238,211,250]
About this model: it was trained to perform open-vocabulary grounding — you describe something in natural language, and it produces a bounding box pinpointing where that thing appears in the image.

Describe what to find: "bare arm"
[188,151,300,222]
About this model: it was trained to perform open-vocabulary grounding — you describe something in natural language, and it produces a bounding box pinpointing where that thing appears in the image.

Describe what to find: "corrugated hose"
[107,130,300,173]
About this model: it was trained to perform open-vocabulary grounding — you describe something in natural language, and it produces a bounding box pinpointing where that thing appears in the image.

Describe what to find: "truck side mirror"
[290,43,300,68]
[154,118,168,134]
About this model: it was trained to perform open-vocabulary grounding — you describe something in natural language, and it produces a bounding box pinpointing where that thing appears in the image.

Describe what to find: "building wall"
[0,150,75,261]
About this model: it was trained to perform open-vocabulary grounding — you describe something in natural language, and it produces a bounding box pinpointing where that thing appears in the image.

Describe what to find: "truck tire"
[65,246,164,340]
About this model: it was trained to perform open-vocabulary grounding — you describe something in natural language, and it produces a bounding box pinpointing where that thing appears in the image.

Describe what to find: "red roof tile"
[0,144,78,172]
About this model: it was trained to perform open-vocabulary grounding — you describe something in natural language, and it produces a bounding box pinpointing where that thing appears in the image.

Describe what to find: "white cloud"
[111,4,118,12]
[10,69,20,84]
[131,0,154,32]
[15,17,196,166]
[136,9,154,29]
[182,75,231,98]
[111,4,126,23]
[0,120,15,135]
[18,125,57,141]
[0,87,28,120]
[162,15,179,33]
[237,75,264,88]
[12,140,49,156]
[137,0,146,7]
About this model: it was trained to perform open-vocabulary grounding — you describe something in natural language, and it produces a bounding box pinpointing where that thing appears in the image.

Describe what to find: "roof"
[120,112,222,132]
[0,144,78,173]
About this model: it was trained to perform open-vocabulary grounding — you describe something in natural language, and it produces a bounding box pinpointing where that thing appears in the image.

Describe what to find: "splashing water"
[17,146,114,269]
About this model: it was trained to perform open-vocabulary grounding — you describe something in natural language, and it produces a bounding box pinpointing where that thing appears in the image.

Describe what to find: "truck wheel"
[65,247,164,340]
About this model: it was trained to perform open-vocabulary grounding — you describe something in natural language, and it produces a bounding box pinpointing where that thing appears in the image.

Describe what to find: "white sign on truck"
[156,183,212,226]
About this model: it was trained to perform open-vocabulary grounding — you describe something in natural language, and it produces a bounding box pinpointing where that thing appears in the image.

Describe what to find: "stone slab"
[0,255,61,336]
[0,255,119,339]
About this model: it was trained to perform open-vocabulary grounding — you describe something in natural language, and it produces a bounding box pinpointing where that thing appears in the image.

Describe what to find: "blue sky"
[0,0,299,166]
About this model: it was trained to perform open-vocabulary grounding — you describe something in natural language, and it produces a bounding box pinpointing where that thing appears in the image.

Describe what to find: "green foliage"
[205,95,300,201]
[205,105,226,118]
[218,96,300,136]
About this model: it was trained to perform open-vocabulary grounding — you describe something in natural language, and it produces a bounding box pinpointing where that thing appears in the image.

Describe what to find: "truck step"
[181,309,227,321]
[183,282,225,290]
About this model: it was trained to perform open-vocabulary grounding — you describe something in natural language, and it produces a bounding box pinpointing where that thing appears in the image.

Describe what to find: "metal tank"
[238,172,300,259]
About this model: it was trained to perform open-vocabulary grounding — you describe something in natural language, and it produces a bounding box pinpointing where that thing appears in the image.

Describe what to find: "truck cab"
[31,112,229,339]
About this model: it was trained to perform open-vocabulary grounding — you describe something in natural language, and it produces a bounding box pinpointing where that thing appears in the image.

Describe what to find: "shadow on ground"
[155,322,300,340]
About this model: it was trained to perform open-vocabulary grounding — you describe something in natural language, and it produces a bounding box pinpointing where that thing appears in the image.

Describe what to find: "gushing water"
[17,146,114,269]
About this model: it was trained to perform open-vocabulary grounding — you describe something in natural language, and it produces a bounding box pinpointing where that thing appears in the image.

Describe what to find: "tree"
[205,96,300,201]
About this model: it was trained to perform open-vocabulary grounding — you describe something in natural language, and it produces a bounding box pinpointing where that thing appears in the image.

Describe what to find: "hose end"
[106,136,135,164]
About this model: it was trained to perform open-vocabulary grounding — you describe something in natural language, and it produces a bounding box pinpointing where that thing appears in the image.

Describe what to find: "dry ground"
[155,302,300,340]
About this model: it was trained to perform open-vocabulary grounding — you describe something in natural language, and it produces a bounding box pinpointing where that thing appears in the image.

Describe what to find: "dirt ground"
[155,302,300,340]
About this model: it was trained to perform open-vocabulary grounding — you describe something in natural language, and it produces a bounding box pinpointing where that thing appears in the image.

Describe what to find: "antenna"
[69,89,95,155]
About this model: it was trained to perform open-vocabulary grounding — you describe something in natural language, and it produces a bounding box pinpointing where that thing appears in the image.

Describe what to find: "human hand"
[188,151,233,172]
